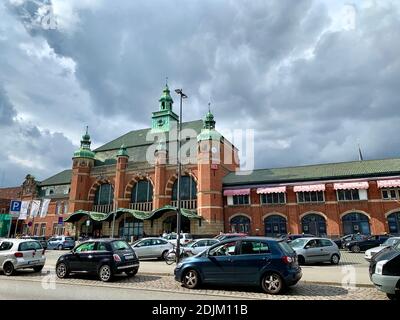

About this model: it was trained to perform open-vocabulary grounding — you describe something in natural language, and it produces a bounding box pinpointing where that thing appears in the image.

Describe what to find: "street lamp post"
[175,88,187,263]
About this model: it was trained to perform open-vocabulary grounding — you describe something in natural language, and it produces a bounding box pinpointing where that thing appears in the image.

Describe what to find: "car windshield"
[394,241,400,251]
[383,238,400,246]
[289,238,309,248]
[111,240,130,251]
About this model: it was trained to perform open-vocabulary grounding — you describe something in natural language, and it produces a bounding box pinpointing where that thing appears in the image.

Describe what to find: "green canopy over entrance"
[64,210,108,223]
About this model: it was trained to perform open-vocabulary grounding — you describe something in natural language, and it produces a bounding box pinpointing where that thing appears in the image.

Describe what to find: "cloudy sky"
[1,0,400,186]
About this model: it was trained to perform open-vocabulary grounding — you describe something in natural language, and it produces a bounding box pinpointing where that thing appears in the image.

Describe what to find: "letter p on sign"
[10,200,22,214]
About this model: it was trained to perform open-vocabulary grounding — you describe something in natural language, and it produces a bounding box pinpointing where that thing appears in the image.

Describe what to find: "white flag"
[40,199,51,218]
[18,201,30,220]
[30,200,41,218]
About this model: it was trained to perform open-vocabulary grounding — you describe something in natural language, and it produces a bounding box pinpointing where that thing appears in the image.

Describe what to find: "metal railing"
[129,202,153,212]
[92,204,113,213]
[171,199,197,209]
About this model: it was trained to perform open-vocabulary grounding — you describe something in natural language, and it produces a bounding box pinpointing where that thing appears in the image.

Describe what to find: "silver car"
[365,236,400,261]
[289,237,341,265]
[131,237,174,260]
[0,239,46,276]
[182,238,220,256]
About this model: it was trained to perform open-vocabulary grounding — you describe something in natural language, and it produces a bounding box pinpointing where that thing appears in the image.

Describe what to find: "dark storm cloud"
[1,0,400,186]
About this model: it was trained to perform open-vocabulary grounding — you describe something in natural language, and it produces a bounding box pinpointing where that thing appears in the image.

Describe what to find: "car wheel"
[33,265,44,273]
[3,262,15,276]
[297,255,305,265]
[99,265,113,282]
[330,254,340,265]
[161,250,169,260]
[351,245,361,253]
[56,263,69,278]
[125,267,138,277]
[261,273,284,295]
[58,244,63,250]
[182,269,200,289]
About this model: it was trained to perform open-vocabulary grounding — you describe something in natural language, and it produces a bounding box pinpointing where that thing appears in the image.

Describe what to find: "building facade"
[3,85,400,239]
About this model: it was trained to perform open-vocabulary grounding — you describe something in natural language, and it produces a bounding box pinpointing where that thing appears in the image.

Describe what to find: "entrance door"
[163,215,190,233]
[301,214,327,237]
[264,215,287,237]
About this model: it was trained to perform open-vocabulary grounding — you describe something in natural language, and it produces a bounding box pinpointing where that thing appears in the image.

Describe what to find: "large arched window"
[264,215,287,237]
[93,183,114,213]
[387,212,400,235]
[342,212,370,235]
[172,176,197,209]
[119,216,144,242]
[301,214,326,237]
[230,215,250,233]
[130,180,153,211]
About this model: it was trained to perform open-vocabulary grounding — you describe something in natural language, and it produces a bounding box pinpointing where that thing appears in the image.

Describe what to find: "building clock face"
[211,146,218,154]
[157,119,165,127]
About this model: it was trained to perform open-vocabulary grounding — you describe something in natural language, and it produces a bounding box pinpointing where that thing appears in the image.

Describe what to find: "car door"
[234,240,272,284]
[192,240,208,255]
[303,239,324,263]
[132,239,152,258]
[69,242,96,271]
[318,239,336,262]
[200,241,238,283]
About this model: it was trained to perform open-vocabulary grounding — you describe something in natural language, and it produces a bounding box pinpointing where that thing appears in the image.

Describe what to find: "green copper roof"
[94,120,203,152]
[197,129,222,142]
[39,169,72,186]
[159,84,173,103]
[73,127,95,159]
[64,210,108,223]
[223,158,400,186]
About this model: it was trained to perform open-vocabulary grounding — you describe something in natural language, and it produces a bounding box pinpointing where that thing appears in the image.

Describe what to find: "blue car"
[174,237,302,294]
[47,236,76,250]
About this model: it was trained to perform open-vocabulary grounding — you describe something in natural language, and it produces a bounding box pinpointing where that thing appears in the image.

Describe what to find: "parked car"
[174,236,302,294]
[369,241,400,300]
[22,236,48,250]
[0,239,46,276]
[47,236,75,250]
[55,239,139,282]
[289,237,341,265]
[345,235,391,253]
[333,234,368,249]
[182,238,220,256]
[214,233,247,241]
[365,237,400,261]
[164,233,193,246]
[280,234,315,243]
[131,237,173,260]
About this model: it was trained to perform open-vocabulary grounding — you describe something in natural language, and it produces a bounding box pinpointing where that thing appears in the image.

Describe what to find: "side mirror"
[304,245,310,249]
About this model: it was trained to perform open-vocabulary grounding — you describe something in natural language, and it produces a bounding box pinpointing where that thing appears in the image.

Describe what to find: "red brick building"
[6,85,400,239]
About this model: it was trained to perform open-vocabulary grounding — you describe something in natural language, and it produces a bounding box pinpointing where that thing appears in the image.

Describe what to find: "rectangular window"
[381,188,400,200]
[233,195,250,205]
[261,193,286,205]
[297,191,324,203]
[40,223,46,236]
[337,189,361,201]
[33,223,39,236]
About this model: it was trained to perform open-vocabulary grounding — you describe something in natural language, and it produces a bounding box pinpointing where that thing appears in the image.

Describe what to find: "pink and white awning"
[334,182,369,190]
[377,179,400,189]
[256,186,286,194]
[223,188,251,196]
[293,184,326,192]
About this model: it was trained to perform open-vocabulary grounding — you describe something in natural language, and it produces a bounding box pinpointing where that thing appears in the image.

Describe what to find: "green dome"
[73,148,95,159]
[117,144,129,157]
[159,84,173,102]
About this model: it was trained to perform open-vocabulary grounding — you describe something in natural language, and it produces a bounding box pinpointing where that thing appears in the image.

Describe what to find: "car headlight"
[375,260,388,275]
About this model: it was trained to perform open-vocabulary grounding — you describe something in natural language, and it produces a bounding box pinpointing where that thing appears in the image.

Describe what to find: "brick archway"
[165,170,198,197]
[88,178,114,201]
[124,174,154,199]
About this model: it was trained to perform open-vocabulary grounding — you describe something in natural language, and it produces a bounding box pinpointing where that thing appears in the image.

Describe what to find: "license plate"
[125,255,134,260]
[28,260,39,265]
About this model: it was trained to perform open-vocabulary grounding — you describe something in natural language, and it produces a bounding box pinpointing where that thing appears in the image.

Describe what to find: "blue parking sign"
[10,200,22,215]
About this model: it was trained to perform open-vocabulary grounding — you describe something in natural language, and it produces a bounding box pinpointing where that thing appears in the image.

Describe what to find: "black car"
[345,235,391,253]
[369,241,400,300]
[280,234,315,243]
[55,239,139,282]
[332,234,367,249]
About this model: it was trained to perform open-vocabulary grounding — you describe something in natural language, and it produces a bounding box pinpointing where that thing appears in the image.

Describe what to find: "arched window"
[94,183,114,205]
[264,215,287,237]
[119,216,144,242]
[301,214,326,237]
[172,176,197,201]
[342,212,370,235]
[387,212,400,235]
[131,180,153,203]
[230,215,250,233]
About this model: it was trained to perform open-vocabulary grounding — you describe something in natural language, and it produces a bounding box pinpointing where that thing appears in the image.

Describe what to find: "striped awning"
[334,182,369,190]
[223,188,251,196]
[256,186,286,194]
[377,179,400,188]
[293,184,326,192]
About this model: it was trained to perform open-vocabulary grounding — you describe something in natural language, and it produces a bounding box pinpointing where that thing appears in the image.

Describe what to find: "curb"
[300,280,374,288]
